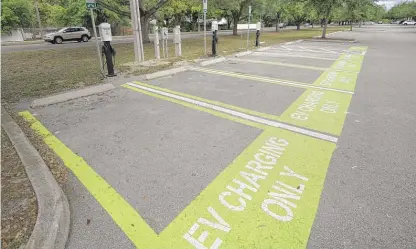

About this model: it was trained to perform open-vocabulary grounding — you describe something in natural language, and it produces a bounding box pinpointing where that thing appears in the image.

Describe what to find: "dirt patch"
[12,113,68,187]
[1,129,37,249]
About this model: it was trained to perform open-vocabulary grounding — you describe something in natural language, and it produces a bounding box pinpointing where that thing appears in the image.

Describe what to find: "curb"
[1,107,70,249]
[256,46,271,52]
[200,57,226,66]
[284,39,303,45]
[144,66,188,80]
[234,51,253,57]
[31,83,115,108]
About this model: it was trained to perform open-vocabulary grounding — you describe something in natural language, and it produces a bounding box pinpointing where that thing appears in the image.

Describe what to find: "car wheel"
[54,37,63,44]
[81,35,89,42]
[404,23,408,25]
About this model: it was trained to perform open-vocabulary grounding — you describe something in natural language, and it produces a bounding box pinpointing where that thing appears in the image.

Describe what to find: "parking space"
[143,70,305,116]
[205,60,323,83]
[242,53,336,68]
[21,38,370,249]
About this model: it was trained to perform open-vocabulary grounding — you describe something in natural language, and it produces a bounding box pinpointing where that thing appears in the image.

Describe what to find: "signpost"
[86,0,97,9]
[203,0,207,56]
[87,0,103,74]
[247,5,251,49]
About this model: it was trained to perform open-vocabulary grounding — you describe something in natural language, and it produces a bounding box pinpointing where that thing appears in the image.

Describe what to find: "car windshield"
[57,27,68,33]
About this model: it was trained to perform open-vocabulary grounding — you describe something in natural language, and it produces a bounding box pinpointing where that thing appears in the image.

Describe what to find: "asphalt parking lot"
[21,25,416,249]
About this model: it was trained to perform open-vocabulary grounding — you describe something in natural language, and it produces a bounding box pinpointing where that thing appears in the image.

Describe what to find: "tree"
[1,0,35,32]
[305,4,319,28]
[286,1,307,30]
[264,0,287,32]
[138,0,171,43]
[306,0,342,38]
[388,1,416,20]
[215,0,250,35]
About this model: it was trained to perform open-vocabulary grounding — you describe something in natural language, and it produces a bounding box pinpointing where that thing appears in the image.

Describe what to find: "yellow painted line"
[158,127,337,248]
[130,81,282,122]
[192,66,354,94]
[312,46,368,92]
[280,46,368,135]
[124,82,339,142]
[21,93,339,249]
[19,111,159,248]
[122,84,266,130]
[23,108,337,248]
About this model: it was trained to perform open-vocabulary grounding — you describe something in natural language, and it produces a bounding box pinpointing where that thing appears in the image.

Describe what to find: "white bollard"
[154,26,160,59]
[174,25,182,57]
[161,27,168,58]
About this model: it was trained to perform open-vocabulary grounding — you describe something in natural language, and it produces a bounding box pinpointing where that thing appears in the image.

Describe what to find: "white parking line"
[125,83,339,143]
[317,48,337,54]
[253,51,338,61]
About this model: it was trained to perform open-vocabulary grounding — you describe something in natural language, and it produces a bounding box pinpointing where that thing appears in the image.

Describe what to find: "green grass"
[1,27,348,103]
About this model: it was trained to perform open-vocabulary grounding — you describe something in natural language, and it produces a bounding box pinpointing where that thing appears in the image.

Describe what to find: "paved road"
[0,26,312,53]
[17,25,416,249]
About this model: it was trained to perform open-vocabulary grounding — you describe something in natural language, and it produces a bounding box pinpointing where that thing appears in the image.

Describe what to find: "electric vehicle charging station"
[161,27,169,58]
[99,22,116,77]
[211,21,218,56]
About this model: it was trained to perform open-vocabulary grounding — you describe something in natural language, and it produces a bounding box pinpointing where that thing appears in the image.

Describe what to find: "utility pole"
[130,0,140,62]
[34,0,43,37]
[203,0,207,56]
[247,5,251,49]
[135,0,145,60]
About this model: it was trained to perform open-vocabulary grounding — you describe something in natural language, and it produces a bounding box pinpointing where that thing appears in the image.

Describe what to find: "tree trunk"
[321,17,328,38]
[233,15,239,35]
[359,20,362,27]
[275,15,280,32]
[350,21,353,31]
[141,15,150,43]
[296,23,301,30]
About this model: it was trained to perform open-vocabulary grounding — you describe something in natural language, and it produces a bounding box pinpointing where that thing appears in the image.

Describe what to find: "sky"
[375,0,415,10]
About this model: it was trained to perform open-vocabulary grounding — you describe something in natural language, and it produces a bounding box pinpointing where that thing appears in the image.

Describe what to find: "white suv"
[402,20,416,25]
[44,27,91,44]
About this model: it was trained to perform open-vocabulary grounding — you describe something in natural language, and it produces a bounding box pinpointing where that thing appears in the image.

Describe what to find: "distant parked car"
[44,27,91,44]
[378,21,383,24]
[402,20,416,25]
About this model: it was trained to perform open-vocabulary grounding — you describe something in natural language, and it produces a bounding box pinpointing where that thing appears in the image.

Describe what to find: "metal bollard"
[211,21,218,57]
[255,22,261,47]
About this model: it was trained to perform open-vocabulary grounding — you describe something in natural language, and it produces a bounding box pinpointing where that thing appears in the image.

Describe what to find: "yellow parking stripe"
[19,111,158,248]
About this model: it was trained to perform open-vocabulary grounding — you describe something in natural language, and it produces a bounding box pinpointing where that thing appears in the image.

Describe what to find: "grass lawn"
[1,27,348,103]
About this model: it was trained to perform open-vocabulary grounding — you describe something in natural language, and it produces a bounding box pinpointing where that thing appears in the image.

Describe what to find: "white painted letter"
[183,206,230,249]
[262,199,294,222]
[280,166,309,181]
[240,171,266,189]
[245,160,273,176]
[226,179,257,200]
[254,153,277,165]
[219,192,246,211]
